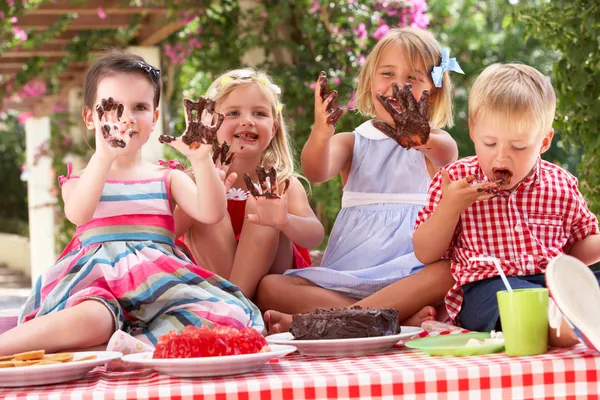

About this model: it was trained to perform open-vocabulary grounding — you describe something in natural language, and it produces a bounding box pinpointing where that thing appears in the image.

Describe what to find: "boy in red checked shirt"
[413,63,600,351]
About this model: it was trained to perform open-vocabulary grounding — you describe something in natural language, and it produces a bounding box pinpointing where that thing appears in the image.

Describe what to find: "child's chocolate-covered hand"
[440,170,499,213]
[243,166,290,200]
[96,97,130,148]
[212,141,236,193]
[373,82,430,149]
[212,141,235,166]
[159,97,224,149]
[318,72,344,126]
[245,171,293,229]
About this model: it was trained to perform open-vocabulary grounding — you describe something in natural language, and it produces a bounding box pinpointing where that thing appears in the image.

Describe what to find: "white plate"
[121,344,297,378]
[0,351,122,387]
[266,327,423,356]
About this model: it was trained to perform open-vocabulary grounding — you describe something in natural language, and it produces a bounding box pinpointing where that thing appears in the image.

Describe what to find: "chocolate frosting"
[290,306,400,340]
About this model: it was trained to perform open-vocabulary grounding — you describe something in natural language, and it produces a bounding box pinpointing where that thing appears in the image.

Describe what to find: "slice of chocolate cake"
[290,306,401,340]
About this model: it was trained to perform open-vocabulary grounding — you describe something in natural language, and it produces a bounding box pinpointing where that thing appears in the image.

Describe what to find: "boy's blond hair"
[206,68,299,185]
[356,27,455,129]
[468,63,556,136]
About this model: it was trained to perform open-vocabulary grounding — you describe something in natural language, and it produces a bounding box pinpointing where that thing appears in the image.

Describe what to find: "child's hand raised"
[439,169,498,213]
[313,72,344,137]
[159,98,224,160]
[373,82,430,150]
[244,166,291,229]
[94,97,131,158]
[213,141,237,193]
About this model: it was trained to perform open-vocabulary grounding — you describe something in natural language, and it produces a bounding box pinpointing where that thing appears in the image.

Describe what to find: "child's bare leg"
[269,233,294,275]
[549,320,580,348]
[229,217,281,298]
[186,216,237,279]
[258,260,454,333]
[256,274,356,333]
[356,259,454,324]
[0,300,114,356]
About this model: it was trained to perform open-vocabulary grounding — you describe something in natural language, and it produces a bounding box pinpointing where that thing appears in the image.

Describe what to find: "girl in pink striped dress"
[0,51,262,356]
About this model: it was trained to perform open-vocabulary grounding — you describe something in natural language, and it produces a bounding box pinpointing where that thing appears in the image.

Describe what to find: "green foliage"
[0,112,28,229]
[515,1,600,215]
[164,0,568,231]
[163,0,432,229]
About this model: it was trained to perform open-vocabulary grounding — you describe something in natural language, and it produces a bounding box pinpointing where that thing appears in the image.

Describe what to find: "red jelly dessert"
[153,325,269,359]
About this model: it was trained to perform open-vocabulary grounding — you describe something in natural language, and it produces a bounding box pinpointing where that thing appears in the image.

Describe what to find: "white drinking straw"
[470,256,513,292]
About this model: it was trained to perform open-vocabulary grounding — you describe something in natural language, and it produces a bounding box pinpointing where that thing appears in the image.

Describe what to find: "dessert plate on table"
[121,344,297,378]
[265,326,423,357]
[0,351,122,387]
[405,332,505,357]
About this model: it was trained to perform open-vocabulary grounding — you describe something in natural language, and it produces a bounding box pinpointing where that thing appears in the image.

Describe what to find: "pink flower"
[333,77,341,85]
[358,54,366,67]
[309,0,320,13]
[355,23,367,40]
[297,106,304,114]
[97,8,106,20]
[262,11,268,18]
[7,0,14,6]
[17,112,33,125]
[10,17,17,23]
[347,91,357,110]
[373,24,390,41]
[189,38,203,49]
[12,27,27,41]
[309,82,317,90]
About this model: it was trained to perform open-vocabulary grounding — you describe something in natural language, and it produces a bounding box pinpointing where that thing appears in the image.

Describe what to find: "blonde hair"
[356,27,455,129]
[468,63,556,136]
[206,68,299,185]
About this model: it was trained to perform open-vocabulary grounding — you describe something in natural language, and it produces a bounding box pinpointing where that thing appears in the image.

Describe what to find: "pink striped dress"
[18,164,264,345]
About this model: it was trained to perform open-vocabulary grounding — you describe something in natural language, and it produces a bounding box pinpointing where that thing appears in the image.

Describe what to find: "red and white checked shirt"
[414,156,599,323]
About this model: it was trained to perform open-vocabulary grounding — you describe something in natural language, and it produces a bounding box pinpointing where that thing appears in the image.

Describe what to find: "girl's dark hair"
[83,49,161,110]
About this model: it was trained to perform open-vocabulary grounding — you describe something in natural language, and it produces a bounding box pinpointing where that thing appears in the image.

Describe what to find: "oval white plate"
[121,344,297,378]
[266,326,423,357]
[0,351,122,387]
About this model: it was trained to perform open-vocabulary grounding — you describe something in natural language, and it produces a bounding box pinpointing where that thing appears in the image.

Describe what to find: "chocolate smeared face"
[290,306,401,340]
[318,72,344,126]
[159,97,224,149]
[243,166,290,199]
[492,168,513,186]
[372,82,431,149]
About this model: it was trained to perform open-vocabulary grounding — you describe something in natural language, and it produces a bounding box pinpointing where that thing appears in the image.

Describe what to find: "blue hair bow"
[431,48,464,88]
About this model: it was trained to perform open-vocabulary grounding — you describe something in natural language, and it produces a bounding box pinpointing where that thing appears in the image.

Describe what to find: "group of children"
[1,26,599,357]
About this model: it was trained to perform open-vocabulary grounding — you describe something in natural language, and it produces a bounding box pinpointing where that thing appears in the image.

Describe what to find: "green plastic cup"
[497,288,548,356]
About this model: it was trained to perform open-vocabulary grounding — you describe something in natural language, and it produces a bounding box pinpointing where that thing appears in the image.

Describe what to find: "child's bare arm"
[302,132,354,183]
[62,153,114,226]
[246,178,325,249]
[170,162,226,225]
[301,74,353,183]
[413,200,461,264]
[414,128,458,167]
[566,234,600,266]
[173,206,194,239]
[276,178,325,249]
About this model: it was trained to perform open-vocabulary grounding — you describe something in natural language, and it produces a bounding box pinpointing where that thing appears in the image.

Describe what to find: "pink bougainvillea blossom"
[309,0,320,13]
[97,7,106,20]
[355,23,367,40]
[373,24,390,41]
[17,112,33,125]
[12,27,27,41]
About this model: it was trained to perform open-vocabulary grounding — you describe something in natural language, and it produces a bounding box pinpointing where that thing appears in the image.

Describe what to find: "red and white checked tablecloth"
[1,344,599,400]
